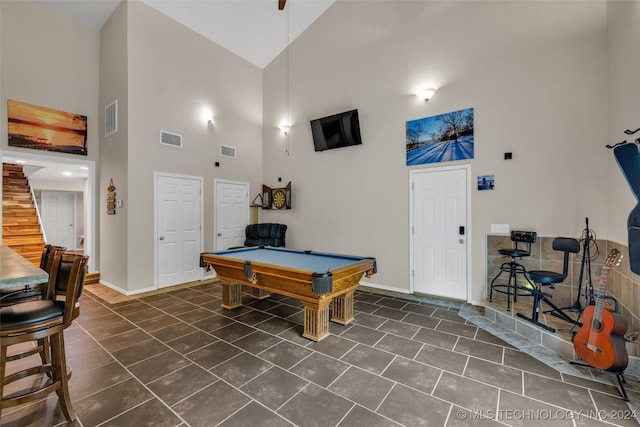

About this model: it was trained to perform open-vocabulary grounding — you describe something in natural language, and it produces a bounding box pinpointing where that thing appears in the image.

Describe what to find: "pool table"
[200,246,377,341]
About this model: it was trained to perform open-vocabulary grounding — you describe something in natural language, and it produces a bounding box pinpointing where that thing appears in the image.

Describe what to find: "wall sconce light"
[201,108,214,124]
[279,125,290,134]
[416,88,437,101]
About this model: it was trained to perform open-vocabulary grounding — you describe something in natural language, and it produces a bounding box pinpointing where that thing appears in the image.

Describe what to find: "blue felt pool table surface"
[210,246,368,273]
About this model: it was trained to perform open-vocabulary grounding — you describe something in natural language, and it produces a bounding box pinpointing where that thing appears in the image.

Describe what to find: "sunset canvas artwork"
[8,99,87,155]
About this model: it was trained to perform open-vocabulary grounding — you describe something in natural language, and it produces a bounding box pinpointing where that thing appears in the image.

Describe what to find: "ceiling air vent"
[220,145,236,158]
[160,130,182,148]
[105,100,117,137]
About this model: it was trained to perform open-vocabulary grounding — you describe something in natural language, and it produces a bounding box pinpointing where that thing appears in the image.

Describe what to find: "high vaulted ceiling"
[36,0,335,68]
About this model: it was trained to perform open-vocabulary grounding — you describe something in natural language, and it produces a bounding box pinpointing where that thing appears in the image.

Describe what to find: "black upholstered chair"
[0,252,88,422]
[489,230,537,311]
[244,223,287,247]
[516,237,580,332]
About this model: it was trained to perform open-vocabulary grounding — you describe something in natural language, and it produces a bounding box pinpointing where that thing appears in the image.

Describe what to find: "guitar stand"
[570,361,629,401]
[559,218,597,313]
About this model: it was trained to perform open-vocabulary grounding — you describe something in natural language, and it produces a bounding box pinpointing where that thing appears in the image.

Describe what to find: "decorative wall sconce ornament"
[279,125,290,134]
[107,179,116,215]
[416,88,437,101]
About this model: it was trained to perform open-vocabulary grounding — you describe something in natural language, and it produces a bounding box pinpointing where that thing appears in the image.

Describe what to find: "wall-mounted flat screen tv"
[310,109,362,152]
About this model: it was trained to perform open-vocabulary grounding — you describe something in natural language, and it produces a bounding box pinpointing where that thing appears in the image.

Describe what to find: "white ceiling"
[11,0,334,181]
[36,0,335,69]
[3,156,90,181]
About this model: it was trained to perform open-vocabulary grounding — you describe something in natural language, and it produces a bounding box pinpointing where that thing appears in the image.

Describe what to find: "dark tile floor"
[2,281,640,427]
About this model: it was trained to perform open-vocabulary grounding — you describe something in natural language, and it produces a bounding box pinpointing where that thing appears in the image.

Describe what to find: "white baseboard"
[97,279,156,296]
[359,280,411,294]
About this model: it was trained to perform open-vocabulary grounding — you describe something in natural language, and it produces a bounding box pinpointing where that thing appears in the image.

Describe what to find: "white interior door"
[157,174,203,288]
[41,191,75,249]
[215,180,249,251]
[411,166,469,300]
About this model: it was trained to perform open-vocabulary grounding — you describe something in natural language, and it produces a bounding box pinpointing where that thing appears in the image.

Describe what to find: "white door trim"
[154,171,205,289]
[0,149,96,273]
[409,164,472,302]
[213,179,250,251]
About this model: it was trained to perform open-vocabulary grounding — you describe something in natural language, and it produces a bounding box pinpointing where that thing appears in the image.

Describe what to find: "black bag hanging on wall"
[613,142,640,274]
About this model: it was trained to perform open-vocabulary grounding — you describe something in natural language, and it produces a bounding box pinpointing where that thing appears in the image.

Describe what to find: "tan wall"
[99,1,129,290]
[0,0,100,261]
[4,0,636,305]
[0,2,100,166]
[262,0,609,303]
[124,1,263,292]
[1,0,263,293]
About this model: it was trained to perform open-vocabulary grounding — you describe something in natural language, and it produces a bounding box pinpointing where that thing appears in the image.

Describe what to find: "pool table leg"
[302,299,331,342]
[331,290,355,325]
[252,288,271,300]
[221,283,243,309]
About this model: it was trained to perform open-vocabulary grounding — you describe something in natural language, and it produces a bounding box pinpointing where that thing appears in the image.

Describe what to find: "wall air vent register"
[105,100,117,137]
[220,145,236,158]
[160,130,182,148]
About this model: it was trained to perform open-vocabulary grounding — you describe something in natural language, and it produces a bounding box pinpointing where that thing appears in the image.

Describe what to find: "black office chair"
[489,230,537,311]
[516,237,581,332]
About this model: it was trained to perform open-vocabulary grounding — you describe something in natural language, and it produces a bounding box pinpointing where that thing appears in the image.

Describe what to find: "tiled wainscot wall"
[486,234,640,362]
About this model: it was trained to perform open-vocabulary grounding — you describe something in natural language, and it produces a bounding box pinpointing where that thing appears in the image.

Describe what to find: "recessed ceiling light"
[15,160,26,164]
[80,166,88,170]
[62,171,73,176]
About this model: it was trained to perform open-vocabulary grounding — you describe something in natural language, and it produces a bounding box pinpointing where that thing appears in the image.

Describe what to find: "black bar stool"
[489,230,537,311]
[516,237,581,332]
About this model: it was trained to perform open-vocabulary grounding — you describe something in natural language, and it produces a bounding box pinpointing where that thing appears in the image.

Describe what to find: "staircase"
[3,163,100,284]
[2,163,45,265]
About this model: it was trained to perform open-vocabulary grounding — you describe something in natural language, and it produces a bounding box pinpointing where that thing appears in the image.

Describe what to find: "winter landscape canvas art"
[406,108,474,166]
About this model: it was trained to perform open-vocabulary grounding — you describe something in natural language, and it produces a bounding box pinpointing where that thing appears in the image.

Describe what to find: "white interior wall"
[607,1,640,243]
[124,2,263,292]
[3,0,635,303]
[262,0,609,303]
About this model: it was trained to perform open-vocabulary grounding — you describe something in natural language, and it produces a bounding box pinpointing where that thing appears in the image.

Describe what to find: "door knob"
[217,233,222,237]
[459,238,465,244]
[159,236,165,240]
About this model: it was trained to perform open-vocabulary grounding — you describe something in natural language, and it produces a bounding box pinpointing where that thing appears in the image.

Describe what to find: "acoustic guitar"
[573,248,628,371]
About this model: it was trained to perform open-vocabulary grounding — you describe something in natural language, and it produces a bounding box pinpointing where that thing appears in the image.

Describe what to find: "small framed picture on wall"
[477,175,495,191]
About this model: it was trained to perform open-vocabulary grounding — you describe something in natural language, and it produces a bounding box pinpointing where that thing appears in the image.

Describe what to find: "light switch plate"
[491,224,509,233]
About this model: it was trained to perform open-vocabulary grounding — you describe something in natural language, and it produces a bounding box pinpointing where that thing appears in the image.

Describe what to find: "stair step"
[85,273,100,285]
[3,209,37,217]
[2,200,35,212]
[2,236,45,246]
[2,173,26,180]
[3,192,32,198]
[3,199,33,206]
[3,163,46,266]
[2,187,30,194]
[3,178,28,183]
[9,244,45,256]
[2,225,42,235]
[2,216,39,226]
